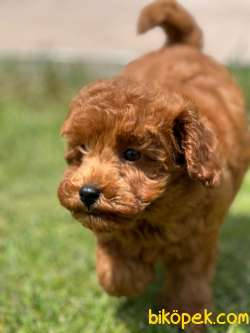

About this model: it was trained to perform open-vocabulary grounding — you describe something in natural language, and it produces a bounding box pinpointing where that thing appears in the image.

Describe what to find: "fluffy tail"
[137,0,203,50]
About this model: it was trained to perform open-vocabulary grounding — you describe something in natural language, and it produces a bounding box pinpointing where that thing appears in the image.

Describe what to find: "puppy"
[58,0,249,330]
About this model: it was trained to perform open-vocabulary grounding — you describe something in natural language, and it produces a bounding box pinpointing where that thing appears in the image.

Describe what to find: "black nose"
[79,185,100,209]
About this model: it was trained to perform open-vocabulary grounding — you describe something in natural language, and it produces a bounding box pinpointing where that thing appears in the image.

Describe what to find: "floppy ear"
[172,107,221,187]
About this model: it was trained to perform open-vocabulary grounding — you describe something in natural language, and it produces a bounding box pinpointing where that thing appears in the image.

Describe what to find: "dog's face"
[58,78,220,232]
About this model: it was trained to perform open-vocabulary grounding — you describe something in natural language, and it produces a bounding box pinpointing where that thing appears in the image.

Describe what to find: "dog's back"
[122,0,250,192]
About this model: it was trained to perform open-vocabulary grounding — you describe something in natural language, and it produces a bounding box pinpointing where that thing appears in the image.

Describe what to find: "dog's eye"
[78,145,87,155]
[66,145,87,165]
[123,148,141,162]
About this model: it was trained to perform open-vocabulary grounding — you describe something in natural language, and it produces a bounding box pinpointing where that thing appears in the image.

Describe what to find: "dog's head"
[58,78,221,232]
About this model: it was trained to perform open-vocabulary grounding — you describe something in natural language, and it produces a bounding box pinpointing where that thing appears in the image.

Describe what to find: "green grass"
[0,60,249,333]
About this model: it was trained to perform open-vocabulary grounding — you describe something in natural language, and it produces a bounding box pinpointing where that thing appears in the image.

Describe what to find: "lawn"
[0,60,249,333]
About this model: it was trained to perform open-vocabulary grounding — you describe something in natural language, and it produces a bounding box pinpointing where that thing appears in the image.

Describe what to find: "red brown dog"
[58,1,250,331]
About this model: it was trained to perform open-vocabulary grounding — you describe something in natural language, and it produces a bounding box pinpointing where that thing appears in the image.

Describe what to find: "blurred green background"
[0,60,249,333]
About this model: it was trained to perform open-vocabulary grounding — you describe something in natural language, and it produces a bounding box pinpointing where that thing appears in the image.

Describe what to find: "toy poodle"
[58,0,249,331]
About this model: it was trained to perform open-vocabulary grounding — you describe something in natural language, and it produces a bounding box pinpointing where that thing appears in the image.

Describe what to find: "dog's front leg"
[162,232,218,332]
[95,236,155,297]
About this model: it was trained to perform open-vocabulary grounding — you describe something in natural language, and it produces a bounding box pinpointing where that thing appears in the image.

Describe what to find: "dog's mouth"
[88,211,130,223]
[72,209,135,232]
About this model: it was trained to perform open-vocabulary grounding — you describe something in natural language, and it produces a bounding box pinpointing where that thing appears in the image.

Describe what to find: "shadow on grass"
[115,214,250,333]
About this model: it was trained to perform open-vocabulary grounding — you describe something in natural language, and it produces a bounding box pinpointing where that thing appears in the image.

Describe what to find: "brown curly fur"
[58,1,249,331]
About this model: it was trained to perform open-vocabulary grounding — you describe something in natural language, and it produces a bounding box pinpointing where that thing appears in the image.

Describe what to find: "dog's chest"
[114,220,199,263]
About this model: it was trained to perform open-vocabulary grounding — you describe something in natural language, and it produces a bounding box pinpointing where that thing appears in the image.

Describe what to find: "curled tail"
[137,0,203,50]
